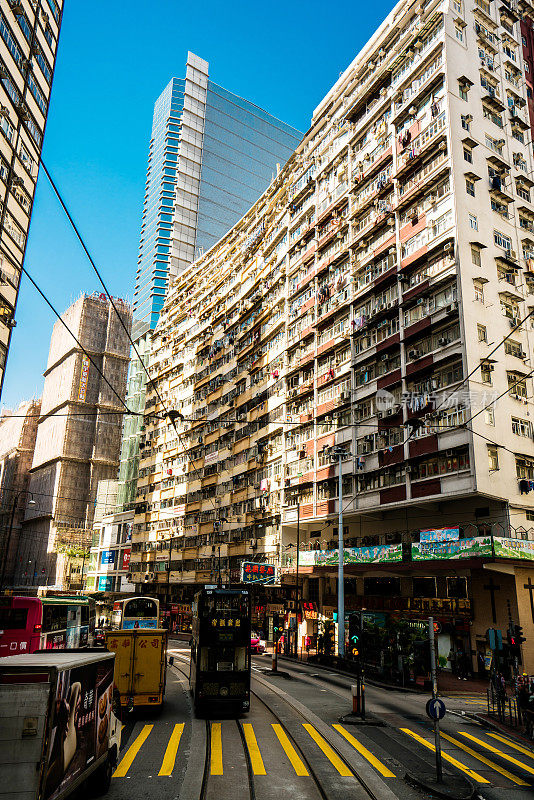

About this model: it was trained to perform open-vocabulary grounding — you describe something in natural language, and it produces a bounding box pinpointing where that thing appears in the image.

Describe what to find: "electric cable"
[21,265,134,416]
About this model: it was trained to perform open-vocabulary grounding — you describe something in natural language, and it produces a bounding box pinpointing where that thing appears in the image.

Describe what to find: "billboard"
[43,657,114,800]
[412,536,492,561]
[121,549,131,570]
[298,543,402,567]
[98,576,113,591]
[241,562,278,584]
[101,550,115,566]
[494,537,534,560]
[420,528,460,543]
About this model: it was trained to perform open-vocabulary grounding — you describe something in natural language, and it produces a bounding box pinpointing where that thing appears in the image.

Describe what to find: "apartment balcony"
[394,113,447,180]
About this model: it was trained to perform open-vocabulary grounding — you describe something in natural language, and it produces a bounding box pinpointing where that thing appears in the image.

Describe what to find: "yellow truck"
[105,629,167,711]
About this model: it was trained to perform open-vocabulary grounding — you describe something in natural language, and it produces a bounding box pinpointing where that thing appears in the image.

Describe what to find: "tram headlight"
[220,686,229,697]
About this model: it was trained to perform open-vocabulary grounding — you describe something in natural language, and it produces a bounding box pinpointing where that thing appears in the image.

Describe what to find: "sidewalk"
[277,650,490,695]
[436,672,489,695]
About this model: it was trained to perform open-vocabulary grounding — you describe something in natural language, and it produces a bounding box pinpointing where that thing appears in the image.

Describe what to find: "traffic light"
[324,621,336,655]
[348,614,361,660]
[272,614,283,637]
[515,624,526,645]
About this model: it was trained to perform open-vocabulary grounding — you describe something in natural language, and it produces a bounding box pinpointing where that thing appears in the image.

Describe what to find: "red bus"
[0,595,96,656]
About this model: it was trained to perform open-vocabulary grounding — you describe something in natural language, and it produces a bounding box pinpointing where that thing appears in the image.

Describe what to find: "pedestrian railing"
[487,688,520,727]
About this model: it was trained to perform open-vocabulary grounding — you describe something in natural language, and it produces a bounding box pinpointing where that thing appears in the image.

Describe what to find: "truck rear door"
[132,632,165,697]
[0,674,50,799]
[105,632,135,698]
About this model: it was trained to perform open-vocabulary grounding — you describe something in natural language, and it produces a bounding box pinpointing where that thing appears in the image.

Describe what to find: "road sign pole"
[429,617,443,783]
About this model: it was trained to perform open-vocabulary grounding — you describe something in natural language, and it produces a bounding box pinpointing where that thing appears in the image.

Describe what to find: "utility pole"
[294,502,300,658]
[332,446,346,657]
[429,617,443,783]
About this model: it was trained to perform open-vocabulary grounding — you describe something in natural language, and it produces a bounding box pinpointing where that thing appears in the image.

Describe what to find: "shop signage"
[302,601,318,620]
[298,543,402,567]
[155,553,168,562]
[412,536,492,561]
[175,504,186,516]
[494,537,534,560]
[121,549,131,570]
[266,603,285,614]
[97,576,113,592]
[100,550,115,566]
[205,450,218,465]
[420,528,460,543]
[241,562,278,584]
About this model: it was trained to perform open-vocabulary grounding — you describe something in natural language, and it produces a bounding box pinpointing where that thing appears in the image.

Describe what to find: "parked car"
[250,633,265,654]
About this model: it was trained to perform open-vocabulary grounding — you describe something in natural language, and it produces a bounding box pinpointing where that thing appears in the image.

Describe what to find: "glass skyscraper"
[117,52,301,510]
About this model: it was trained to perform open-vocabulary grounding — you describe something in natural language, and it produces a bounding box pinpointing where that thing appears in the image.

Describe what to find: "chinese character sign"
[240,562,277,584]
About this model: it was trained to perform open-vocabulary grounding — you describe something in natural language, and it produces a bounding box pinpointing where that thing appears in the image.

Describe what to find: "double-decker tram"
[190,587,251,715]
[111,596,160,630]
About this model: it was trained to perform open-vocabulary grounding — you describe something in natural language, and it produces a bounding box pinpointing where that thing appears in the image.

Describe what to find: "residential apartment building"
[0,0,63,398]
[132,0,534,672]
[0,398,39,586]
[17,293,132,590]
[116,52,302,514]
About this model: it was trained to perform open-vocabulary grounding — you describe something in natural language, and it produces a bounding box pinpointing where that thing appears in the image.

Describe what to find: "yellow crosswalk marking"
[242,723,266,775]
[211,722,223,775]
[332,724,395,777]
[303,723,353,776]
[458,731,534,777]
[488,732,534,760]
[441,732,529,786]
[158,723,184,777]
[113,725,153,778]
[272,724,309,776]
[400,728,489,784]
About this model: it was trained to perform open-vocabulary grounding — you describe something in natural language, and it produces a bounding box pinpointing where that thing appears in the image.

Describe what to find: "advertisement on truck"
[43,657,114,799]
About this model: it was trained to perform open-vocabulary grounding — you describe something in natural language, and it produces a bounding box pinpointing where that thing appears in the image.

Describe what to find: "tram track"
[168,650,382,800]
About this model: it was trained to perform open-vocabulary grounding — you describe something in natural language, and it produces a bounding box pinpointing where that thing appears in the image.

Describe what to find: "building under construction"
[17,292,132,589]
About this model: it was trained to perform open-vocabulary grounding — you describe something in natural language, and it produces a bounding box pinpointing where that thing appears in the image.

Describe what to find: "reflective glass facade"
[118,54,302,510]
[196,82,301,254]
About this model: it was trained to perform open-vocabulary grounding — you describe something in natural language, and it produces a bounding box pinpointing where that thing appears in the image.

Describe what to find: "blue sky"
[2,0,393,409]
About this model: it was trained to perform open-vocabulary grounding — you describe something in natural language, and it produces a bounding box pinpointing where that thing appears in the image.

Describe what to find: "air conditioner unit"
[409,349,421,359]
[250,539,257,548]
[341,391,350,401]
[437,337,449,347]
[438,141,447,151]
[409,105,417,115]
[144,572,154,582]
[381,354,389,361]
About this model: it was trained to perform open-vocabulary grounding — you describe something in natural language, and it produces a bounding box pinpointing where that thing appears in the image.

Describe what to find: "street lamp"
[322,444,347,658]
[0,490,35,591]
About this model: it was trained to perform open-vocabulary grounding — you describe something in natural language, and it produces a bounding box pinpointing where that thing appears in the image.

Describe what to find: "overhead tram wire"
[399,305,534,449]
[21,265,134,417]
[40,163,534,533]
[38,162,256,525]
[40,161,176,428]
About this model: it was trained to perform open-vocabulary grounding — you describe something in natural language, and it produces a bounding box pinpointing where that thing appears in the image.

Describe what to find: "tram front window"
[200,646,248,672]
[201,594,249,619]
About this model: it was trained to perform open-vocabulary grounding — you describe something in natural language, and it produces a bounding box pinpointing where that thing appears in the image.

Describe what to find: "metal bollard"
[351,684,359,714]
